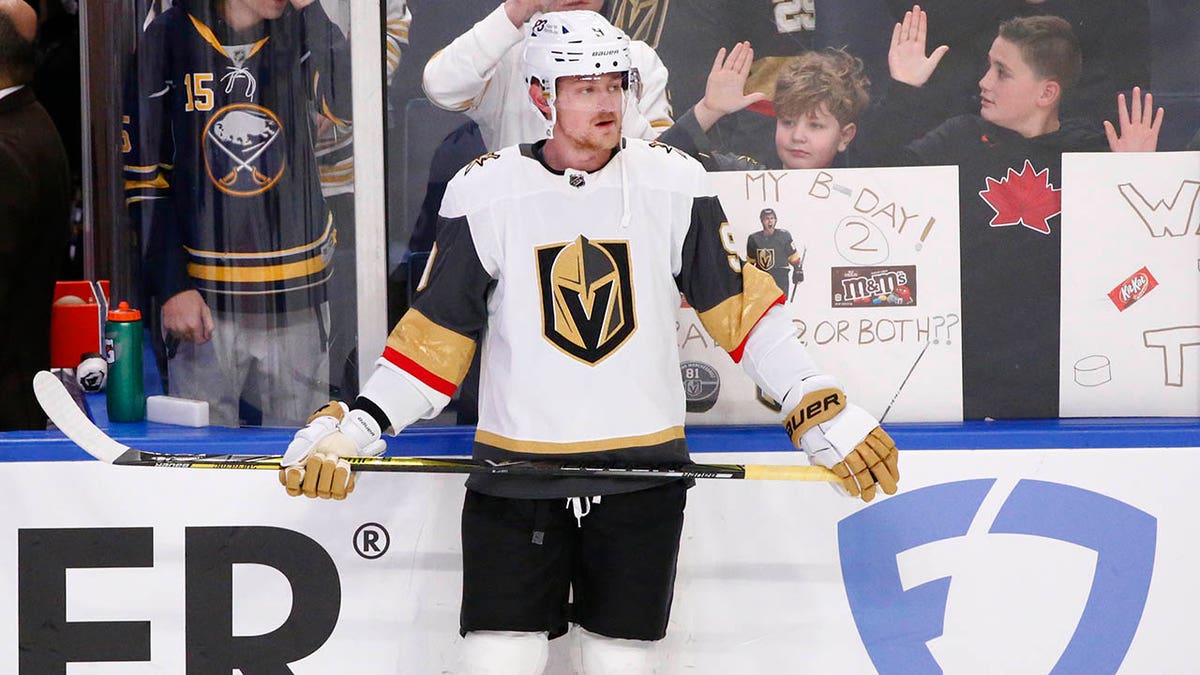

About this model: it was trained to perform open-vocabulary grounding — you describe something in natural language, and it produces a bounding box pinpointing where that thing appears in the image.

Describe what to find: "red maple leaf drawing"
[978,159,1061,235]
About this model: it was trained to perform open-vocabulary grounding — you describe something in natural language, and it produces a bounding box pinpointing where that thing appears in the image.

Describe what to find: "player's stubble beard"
[564,112,621,155]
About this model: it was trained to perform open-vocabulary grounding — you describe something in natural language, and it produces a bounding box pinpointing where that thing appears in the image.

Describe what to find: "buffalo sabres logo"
[536,236,636,365]
[756,248,776,270]
[202,104,286,196]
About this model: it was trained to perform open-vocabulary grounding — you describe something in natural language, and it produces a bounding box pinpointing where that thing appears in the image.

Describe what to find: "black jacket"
[0,87,70,430]
[857,81,1108,419]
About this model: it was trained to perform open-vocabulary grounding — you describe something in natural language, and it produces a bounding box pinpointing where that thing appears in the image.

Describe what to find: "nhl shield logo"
[536,236,637,365]
[202,103,286,196]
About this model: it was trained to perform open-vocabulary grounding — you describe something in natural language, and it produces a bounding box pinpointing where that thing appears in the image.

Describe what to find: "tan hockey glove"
[782,379,899,502]
[279,401,386,500]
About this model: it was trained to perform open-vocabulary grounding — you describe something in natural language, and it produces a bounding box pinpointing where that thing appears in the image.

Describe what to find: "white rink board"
[1060,151,1200,417]
[681,166,962,425]
[2,448,1194,673]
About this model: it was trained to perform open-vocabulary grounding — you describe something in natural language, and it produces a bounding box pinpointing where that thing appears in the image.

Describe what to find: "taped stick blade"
[33,370,131,464]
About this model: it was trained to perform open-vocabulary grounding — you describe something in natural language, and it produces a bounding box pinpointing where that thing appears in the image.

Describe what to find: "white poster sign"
[680,166,962,425]
[1060,152,1200,416]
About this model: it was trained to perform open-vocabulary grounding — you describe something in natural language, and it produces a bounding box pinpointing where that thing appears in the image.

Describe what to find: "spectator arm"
[627,41,674,138]
[851,81,943,167]
[657,107,712,157]
[421,4,524,113]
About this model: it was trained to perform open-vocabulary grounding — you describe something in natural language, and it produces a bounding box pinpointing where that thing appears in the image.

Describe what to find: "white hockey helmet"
[522,11,636,138]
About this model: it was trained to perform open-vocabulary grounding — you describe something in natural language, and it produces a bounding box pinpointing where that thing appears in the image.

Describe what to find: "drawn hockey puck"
[681,361,720,413]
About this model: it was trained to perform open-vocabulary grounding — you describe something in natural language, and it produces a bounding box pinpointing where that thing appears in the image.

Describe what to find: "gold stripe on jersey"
[124,164,169,174]
[695,263,782,353]
[185,215,333,260]
[475,426,686,455]
[386,309,477,387]
[124,174,171,191]
[187,255,329,283]
[319,162,354,180]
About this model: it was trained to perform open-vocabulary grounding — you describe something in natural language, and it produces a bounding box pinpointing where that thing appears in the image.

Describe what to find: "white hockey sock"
[577,627,660,675]
[461,631,550,675]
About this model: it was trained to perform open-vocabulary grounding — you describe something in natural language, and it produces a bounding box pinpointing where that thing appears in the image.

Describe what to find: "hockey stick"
[789,246,806,303]
[32,371,836,482]
[879,341,930,423]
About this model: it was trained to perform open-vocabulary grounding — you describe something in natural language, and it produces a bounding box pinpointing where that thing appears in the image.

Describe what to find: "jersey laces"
[221,65,258,99]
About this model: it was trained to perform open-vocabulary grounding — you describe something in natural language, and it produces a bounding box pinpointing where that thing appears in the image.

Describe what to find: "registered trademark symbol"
[353,522,390,560]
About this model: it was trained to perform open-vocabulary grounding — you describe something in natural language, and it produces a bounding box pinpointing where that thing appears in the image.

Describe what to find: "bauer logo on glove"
[782,384,900,503]
[783,389,843,440]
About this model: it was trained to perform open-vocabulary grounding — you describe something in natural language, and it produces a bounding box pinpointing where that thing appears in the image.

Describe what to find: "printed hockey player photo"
[746,207,805,301]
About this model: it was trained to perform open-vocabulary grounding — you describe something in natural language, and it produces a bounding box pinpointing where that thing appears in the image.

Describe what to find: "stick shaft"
[34,370,837,482]
[112,449,836,481]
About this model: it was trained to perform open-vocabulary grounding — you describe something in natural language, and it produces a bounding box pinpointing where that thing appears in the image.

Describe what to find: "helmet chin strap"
[544,89,557,139]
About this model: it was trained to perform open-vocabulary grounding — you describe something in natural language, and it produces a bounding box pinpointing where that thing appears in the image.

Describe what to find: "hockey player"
[124,0,352,426]
[279,12,898,674]
[747,207,805,296]
[421,0,673,150]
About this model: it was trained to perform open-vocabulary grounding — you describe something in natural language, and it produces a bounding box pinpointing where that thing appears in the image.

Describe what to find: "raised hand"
[888,4,948,88]
[1105,86,1164,153]
[693,42,768,132]
[505,0,555,28]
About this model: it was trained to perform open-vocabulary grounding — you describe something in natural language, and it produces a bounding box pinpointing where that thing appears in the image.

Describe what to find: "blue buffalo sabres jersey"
[123,0,350,311]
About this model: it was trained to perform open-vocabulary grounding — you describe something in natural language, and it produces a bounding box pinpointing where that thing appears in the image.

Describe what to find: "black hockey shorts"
[459,480,688,641]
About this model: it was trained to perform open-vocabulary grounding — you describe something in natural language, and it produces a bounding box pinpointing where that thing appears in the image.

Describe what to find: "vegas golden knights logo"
[609,0,670,48]
[536,236,636,365]
[756,248,776,270]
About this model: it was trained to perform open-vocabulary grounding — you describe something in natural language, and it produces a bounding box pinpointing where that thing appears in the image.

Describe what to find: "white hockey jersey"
[361,138,783,498]
[421,5,673,151]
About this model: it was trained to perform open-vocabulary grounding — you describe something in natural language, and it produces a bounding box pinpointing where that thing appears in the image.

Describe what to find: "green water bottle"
[104,301,145,422]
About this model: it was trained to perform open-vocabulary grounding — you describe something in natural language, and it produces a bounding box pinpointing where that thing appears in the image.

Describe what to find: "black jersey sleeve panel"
[676,196,783,358]
[383,214,491,394]
[409,214,494,341]
[676,195,741,314]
